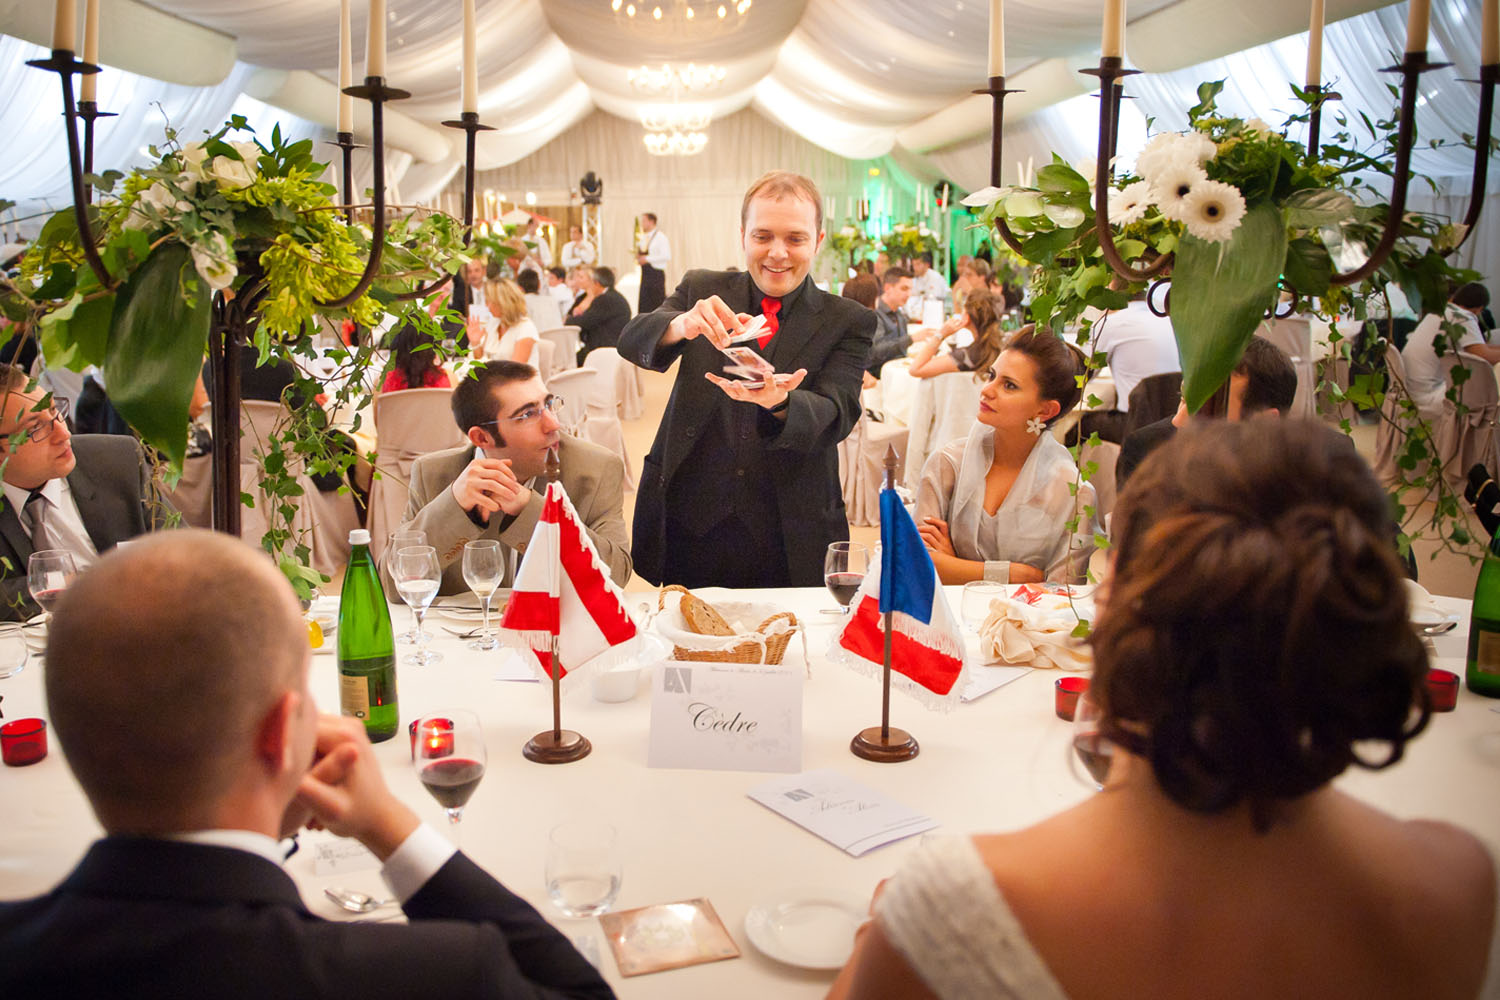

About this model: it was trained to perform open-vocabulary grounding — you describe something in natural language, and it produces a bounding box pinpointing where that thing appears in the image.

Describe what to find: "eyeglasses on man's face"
[479,394,564,428]
[0,396,70,447]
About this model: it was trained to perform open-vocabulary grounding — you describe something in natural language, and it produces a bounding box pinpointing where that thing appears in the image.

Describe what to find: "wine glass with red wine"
[411,711,486,836]
[824,542,870,615]
[1070,691,1114,791]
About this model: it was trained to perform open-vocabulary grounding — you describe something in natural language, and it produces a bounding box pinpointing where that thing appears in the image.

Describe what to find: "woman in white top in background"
[467,277,538,364]
[832,419,1498,1000]
[916,327,1092,585]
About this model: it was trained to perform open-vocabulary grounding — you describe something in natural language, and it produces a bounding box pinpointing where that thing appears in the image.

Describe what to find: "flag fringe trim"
[824,636,965,715]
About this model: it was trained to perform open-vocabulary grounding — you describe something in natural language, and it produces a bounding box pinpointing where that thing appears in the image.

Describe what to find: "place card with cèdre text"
[647,661,802,773]
[746,769,938,857]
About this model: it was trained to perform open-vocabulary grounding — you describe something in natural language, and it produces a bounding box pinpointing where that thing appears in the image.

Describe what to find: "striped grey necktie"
[23,489,58,554]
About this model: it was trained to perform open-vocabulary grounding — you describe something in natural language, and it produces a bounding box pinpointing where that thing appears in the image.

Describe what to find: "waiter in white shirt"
[560,225,596,271]
[636,212,671,314]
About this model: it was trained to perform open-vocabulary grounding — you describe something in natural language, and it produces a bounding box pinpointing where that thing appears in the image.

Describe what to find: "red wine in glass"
[825,572,865,608]
[420,758,486,810]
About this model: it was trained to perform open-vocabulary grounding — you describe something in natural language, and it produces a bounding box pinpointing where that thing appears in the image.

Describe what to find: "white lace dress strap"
[876,835,1070,1000]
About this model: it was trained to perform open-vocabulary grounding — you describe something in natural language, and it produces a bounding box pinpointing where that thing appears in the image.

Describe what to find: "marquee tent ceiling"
[1,0,1393,176]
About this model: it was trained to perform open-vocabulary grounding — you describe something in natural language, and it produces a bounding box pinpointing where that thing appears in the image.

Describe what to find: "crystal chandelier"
[639,104,712,132]
[610,0,752,25]
[628,62,726,95]
[643,129,708,156]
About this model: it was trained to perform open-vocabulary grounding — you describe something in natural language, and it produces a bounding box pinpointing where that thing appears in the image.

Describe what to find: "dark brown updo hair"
[960,290,1004,380]
[996,326,1082,424]
[1093,419,1429,831]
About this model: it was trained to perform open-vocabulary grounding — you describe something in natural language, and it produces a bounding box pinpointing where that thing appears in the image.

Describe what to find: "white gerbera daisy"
[1152,163,1207,221]
[1180,179,1246,243]
[1182,130,1218,164]
[1134,132,1192,182]
[1107,180,1154,226]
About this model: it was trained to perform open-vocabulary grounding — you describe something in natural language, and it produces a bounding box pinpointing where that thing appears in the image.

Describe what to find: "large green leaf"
[1173,202,1287,412]
[104,243,211,468]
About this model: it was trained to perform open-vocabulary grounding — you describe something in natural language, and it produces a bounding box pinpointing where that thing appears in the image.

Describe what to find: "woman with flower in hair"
[915,327,1092,585]
[834,419,1497,999]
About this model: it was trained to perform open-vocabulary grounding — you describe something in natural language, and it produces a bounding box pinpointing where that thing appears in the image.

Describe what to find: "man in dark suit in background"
[0,530,612,1000]
[568,266,632,365]
[620,170,874,588]
[0,365,169,620]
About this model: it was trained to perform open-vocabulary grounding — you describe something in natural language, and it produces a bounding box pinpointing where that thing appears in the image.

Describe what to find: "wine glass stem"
[481,594,491,637]
[414,608,428,653]
[410,604,419,637]
[445,810,462,847]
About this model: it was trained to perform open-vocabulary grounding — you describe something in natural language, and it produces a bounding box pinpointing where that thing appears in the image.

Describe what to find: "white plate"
[743,890,867,970]
[428,605,491,624]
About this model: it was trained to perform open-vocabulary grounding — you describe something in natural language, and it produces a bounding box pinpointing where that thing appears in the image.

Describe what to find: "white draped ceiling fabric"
[0,0,1492,281]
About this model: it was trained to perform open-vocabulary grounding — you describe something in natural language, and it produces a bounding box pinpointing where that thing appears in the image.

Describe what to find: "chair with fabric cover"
[878,358,917,426]
[583,346,644,420]
[239,401,359,577]
[164,453,214,529]
[367,387,466,562]
[538,327,581,373]
[1373,343,1421,487]
[842,412,910,527]
[903,371,983,484]
[1433,350,1500,489]
[532,337,557,383]
[543,367,597,437]
[1255,320,1315,418]
[1121,372,1184,439]
[577,349,637,489]
[1078,439,1120,525]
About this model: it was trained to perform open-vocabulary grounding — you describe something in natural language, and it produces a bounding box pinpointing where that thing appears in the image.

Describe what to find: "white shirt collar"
[3,474,68,516]
[162,829,286,867]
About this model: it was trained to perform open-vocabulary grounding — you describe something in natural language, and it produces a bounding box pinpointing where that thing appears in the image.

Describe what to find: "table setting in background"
[4,575,1498,996]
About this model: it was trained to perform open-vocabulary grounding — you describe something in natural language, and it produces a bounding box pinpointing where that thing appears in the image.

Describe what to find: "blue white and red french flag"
[499,481,638,687]
[833,487,968,711]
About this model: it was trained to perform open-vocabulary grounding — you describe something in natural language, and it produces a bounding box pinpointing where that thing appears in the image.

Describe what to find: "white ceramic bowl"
[590,634,671,703]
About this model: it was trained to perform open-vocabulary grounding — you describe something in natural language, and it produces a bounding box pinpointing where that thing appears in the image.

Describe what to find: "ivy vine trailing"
[0,114,471,596]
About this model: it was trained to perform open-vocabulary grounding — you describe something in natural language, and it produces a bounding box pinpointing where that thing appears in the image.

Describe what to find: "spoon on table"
[324,887,396,913]
[1420,618,1460,636]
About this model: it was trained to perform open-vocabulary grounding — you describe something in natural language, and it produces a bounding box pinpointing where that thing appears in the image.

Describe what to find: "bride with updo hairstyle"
[916,327,1094,585]
[831,419,1499,1000]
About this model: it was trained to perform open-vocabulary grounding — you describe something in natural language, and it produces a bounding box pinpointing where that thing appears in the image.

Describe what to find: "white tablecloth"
[3,589,1497,997]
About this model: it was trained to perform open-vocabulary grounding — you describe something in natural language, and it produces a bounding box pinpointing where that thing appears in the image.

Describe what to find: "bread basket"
[655,585,799,665]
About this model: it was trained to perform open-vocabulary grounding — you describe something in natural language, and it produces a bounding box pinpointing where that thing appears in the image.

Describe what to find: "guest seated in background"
[381,323,451,393]
[907,290,1004,380]
[832,419,1497,1000]
[461,255,489,313]
[841,273,880,310]
[0,531,614,1000]
[396,360,629,594]
[547,265,575,315]
[951,257,991,314]
[1117,336,1296,489]
[0,365,172,619]
[865,266,912,380]
[1077,286,1182,445]
[1401,281,1499,420]
[467,278,538,365]
[916,329,1092,585]
[569,266,632,365]
[517,268,564,332]
[908,251,949,319]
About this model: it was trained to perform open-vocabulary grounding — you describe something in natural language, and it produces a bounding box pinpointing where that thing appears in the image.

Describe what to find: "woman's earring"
[1026,416,1045,436]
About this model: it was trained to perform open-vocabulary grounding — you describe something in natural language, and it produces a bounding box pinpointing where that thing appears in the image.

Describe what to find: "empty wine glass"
[411,711,486,838]
[387,529,427,644]
[546,821,622,918]
[961,580,1006,634]
[0,622,27,679]
[392,545,442,666]
[463,539,503,651]
[823,542,869,615]
[1070,691,1114,791]
[27,549,77,624]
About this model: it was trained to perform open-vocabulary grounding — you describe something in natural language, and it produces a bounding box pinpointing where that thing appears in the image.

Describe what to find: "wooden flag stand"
[523,448,592,764]
[850,446,920,763]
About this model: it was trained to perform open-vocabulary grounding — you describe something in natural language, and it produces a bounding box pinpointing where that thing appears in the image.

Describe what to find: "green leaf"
[1283,236,1332,296]
[1036,164,1089,197]
[33,263,76,301]
[1284,188,1355,229]
[1173,202,1287,412]
[103,243,211,469]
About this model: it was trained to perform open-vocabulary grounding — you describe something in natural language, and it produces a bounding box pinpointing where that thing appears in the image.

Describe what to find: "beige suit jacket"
[393,433,631,597]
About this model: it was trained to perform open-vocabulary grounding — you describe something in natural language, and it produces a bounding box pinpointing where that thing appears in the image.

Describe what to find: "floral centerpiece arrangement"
[881,220,939,261]
[0,117,469,594]
[825,222,872,272]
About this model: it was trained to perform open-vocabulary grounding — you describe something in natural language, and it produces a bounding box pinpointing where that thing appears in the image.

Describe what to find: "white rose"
[229,141,261,163]
[1242,118,1273,137]
[208,153,255,191]
[918,225,932,237]
[840,226,857,237]
[123,180,192,231]
[1184,130,1218,163]
[190,230,237,291]
[179,142,210,179]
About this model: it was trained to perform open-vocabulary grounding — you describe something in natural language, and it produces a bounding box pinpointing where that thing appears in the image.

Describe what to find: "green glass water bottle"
[1465,528,1500,698]
[338,528,399,740]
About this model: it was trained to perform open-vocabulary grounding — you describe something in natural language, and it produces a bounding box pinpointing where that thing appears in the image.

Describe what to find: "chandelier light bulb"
[653,6,662,19]
[718,5,726,17]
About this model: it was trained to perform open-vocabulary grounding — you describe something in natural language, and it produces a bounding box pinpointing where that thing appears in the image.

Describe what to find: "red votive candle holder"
[1425,669,1459,712]
[409,717,454,759]
[1,718,48,766]
[1055,676,1090,721]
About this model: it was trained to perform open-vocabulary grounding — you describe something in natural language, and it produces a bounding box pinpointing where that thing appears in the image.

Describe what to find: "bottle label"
[339,673,370,719]
[1478,629,1500,675]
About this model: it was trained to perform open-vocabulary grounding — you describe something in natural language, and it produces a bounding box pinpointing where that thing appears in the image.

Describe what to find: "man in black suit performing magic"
[620,171,874,588]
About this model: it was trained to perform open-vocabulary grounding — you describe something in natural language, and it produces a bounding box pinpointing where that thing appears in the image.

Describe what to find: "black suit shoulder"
[1117,417,1178,492]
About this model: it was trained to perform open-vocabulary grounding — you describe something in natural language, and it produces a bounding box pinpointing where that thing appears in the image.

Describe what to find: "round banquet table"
[2,588,1498,997]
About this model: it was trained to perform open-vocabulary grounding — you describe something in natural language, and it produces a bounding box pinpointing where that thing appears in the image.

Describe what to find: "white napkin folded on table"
[977,593,1091,671]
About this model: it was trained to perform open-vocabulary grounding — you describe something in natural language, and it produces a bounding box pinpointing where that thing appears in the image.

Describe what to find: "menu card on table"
[746,769,937,857]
